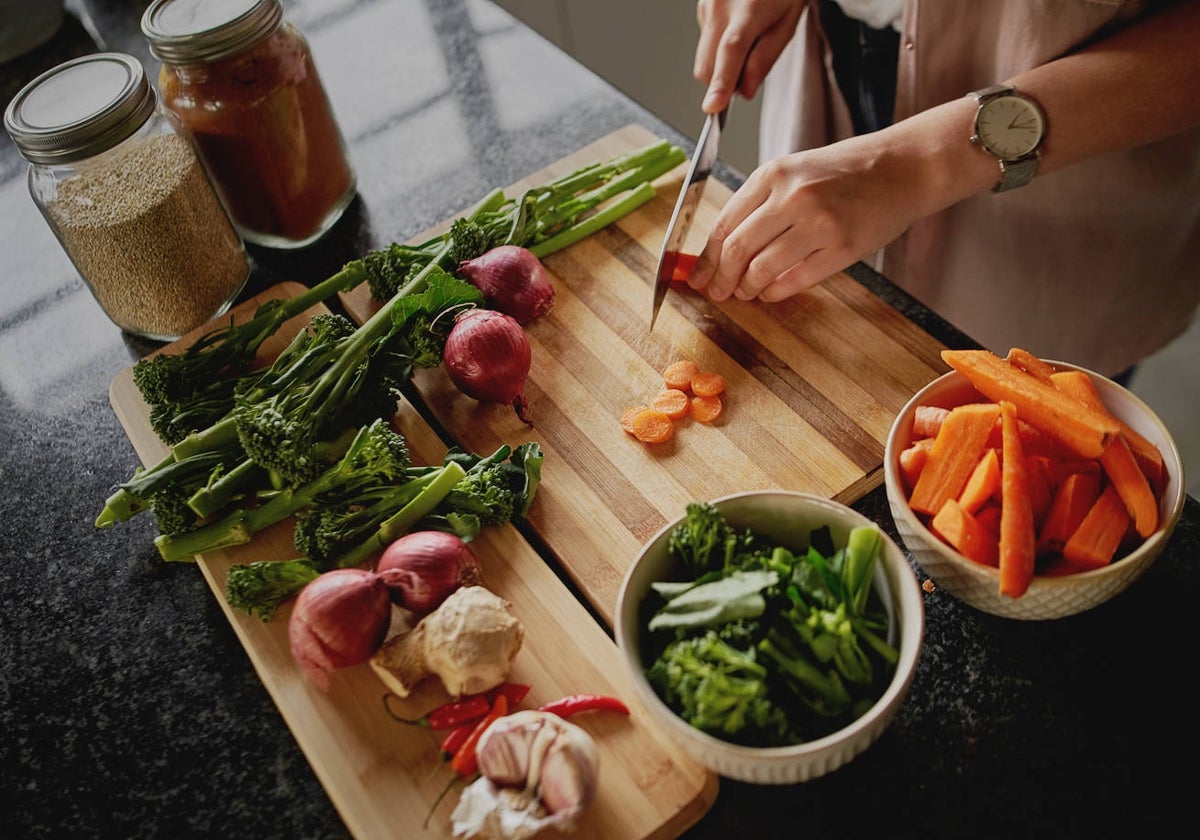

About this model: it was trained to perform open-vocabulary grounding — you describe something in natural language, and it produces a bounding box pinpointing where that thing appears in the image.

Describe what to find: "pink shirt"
[760,0,1200,377]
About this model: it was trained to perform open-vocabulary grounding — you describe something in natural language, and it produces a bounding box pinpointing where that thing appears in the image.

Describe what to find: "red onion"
[289,568,394,689]
[376,530,482,617]
[443,308,534,426]
[458,246,555,325]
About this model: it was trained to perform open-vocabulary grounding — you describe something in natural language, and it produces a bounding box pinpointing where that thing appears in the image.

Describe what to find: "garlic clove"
[465,709,600,836]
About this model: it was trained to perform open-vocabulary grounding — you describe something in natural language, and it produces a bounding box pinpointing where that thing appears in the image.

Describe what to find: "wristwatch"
[968,84,1046,192]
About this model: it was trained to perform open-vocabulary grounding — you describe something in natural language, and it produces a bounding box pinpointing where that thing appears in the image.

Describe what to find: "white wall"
[493,0,762,178]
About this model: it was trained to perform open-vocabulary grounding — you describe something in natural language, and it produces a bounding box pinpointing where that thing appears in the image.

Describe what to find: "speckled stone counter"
[3,3,1197,839]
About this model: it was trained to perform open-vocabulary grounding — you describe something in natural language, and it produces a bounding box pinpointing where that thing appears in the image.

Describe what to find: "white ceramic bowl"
[884,360,1186,620]
[614,490,924,784]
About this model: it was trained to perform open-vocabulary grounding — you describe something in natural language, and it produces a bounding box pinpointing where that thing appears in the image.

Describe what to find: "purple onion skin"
[289,568,392,689]
[458,246,555,325]
[375,531,482,616]
[443,308,534,426]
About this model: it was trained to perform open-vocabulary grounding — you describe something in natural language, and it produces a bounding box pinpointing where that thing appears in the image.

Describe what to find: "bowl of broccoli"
[614,490,924,784]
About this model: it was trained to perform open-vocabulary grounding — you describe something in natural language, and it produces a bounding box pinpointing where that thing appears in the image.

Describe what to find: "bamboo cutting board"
[341,123,950,627]
[108,283,717,840]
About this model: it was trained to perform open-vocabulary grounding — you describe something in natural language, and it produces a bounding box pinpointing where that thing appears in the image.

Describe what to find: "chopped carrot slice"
[998,400,1036,599]
[691,371,725,397]
[932,498,999,567]
[908,402,1001,516]
[663,360,700,392]
[630,408,675,444]
[619,404,648,436]
[651,388,691,420]
[957,448,1001,514]
[690,394,724,423]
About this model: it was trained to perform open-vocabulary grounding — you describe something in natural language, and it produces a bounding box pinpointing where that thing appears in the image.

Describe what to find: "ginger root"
[370,584,523,697]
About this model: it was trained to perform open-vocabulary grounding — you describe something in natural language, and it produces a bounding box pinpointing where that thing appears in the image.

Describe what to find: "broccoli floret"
[447,217,492,266]
[666,502,733,576]
[150,487,201,537]
[156,419,412,561]
[646,630,788,747]
[132,266,369,440]
[225,558,321,621]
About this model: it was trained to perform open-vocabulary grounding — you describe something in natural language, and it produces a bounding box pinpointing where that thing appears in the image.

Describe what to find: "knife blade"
[650,106,728,329]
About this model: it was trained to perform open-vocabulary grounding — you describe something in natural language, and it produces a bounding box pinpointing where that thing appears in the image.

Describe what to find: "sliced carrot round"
[690,394,723,424]
[619,404,648,435]
[651,388,691,420]
[662,360,700,392]
[691,370,725,397]
[631,408,675,444]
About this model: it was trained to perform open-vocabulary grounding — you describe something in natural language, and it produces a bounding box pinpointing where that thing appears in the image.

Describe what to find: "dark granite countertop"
[3,2,1197,838]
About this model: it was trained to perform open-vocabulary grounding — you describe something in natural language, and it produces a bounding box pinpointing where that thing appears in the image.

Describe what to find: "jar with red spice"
[142,0,356,249]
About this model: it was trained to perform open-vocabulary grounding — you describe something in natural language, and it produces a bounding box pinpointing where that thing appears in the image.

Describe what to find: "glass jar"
[142,0,357,249]
[3,52,249,342]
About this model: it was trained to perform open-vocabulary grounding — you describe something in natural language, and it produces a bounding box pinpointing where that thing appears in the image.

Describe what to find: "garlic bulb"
[451,710,600,839]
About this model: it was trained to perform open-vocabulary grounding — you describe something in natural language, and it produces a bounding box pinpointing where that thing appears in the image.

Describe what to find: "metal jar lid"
[3,52,157,166]
[142,0,283,65]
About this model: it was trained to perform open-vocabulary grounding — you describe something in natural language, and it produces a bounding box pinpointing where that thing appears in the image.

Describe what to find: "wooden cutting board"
[341,123,950,627]
[108,283,717,840]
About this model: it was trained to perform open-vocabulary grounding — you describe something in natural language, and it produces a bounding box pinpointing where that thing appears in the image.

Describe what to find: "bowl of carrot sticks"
[884,347,1185,620]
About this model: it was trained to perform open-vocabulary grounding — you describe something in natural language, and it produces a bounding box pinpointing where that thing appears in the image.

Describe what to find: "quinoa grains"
[47,132,247,339]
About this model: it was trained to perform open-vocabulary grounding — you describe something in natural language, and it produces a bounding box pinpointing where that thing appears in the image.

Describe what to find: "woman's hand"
[694,0,804,113]
[686,131,938,303]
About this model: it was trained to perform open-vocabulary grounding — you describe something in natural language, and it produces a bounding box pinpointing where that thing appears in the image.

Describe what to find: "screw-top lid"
[3,52,158,165]
[142,0,283,64]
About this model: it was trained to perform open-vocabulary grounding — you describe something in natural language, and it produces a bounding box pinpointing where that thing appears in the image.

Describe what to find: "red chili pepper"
[537,693,630,718]
[451,693,508,777]
[486,682,532,707]
[382,692,490,730]
[426,694,491,730]
[439,718,482,760]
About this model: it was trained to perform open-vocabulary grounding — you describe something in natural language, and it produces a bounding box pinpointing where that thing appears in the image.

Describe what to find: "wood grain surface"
[108,282,717,840]
[340,124,950,627]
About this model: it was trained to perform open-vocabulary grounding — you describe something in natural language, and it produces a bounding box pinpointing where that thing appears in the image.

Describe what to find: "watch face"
[976,94,1045,158]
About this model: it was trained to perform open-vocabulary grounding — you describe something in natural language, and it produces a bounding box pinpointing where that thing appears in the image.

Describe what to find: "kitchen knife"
[650,106,728,329]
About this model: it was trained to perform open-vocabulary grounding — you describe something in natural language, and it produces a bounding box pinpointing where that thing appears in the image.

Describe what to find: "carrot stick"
[1062,483,1132,570]
[1098,435,1159,538]
[1049,368,1167,508]
[689,394,724,423]
[1005,347,1057,383]
[912,405,950,439]
[957,448,1000,514]
[932,498,999,567]
[998,401,1036,599]
[651,388,691,420]
[942,349,1120,458]
[898,437,935,491]
[908,402,1001,516]
[662,360,699,392]
[1037,470,1102,555]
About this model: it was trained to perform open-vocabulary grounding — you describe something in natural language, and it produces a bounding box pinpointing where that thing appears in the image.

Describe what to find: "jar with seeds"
[3,52,249,342]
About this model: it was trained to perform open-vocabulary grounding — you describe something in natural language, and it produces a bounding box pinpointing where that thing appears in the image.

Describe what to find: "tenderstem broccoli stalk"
[155,419,424,561]
[366,139,686,300]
